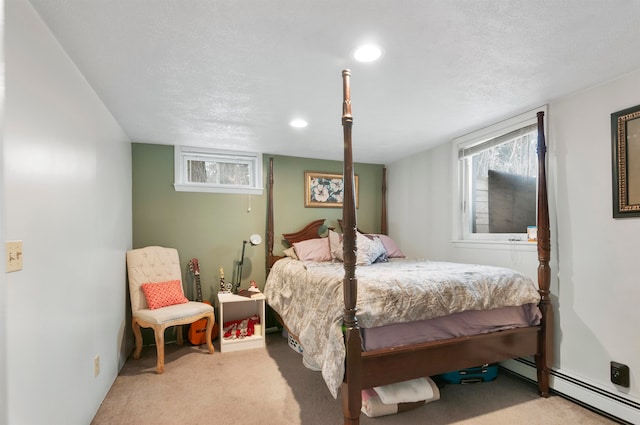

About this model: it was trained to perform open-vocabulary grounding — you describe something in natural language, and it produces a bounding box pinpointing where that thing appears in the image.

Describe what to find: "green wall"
[132,143,384,304]
[269,155,384,256]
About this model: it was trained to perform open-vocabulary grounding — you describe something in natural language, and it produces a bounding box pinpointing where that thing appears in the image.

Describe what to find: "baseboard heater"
[501,358,639,425]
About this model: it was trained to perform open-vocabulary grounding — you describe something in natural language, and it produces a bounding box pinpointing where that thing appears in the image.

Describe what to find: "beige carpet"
[92,333,620,425]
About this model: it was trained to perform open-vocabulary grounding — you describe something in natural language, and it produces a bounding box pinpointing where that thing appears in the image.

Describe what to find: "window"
[174,146,263,194]
[454,106,546,241]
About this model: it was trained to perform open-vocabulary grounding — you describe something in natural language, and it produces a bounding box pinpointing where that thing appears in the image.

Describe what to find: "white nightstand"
[217,292,266,353]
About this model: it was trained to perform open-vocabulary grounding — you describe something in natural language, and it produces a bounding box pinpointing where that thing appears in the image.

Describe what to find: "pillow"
[367,234,405,258]
[356,233,387,265]
[334,232,387,266]
[283,247,299,259]
[370,236,389,263]
[141,280,189,310]
[293,237,332,262]
[328,230,343,260]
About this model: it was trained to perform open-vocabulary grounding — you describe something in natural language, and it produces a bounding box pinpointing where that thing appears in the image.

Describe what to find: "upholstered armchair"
[126,246,214,373]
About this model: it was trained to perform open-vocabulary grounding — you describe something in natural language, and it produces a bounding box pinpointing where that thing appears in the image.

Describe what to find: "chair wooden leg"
[153,325,165,374]
[176,325,184,345]
[205,314,215,354]
[132,319,143,360]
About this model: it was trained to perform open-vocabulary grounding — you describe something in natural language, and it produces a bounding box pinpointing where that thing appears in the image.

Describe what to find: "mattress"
[361,303,541,351]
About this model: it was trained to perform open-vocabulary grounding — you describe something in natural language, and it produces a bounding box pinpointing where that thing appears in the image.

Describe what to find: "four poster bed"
[264,70,553,425]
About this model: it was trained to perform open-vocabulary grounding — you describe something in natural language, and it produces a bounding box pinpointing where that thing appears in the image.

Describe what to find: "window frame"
[452,105,548,243]
[173,146,263,195]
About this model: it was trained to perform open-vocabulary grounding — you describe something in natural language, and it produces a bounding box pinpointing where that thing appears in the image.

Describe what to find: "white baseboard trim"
[501,358,640,424]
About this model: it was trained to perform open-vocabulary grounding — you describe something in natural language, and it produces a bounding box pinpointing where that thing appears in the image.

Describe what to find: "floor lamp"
[233,233,262,294]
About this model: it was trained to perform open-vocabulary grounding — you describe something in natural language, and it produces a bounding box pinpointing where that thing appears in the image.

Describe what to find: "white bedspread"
[264,258,541,398]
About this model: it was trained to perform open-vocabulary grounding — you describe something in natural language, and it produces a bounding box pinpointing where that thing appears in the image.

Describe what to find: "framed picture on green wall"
[304,172,359,208]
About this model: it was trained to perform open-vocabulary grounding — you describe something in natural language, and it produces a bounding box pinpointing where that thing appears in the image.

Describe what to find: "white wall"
[4,1,132,424]
[387,70,640,422]
[549,71,640,411]
[386,142,453,262]
[1,1,8,423]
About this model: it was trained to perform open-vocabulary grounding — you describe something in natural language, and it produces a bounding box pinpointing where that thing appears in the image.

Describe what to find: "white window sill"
[173,183,263,195]
[452,239,537,252]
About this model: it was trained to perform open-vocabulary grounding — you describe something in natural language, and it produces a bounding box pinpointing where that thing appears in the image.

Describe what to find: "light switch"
[6,241,23,272]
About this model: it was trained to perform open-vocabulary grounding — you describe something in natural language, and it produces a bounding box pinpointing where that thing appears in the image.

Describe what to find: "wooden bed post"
[381,167,388,235]
[267,157,275,273]
[340,69,363,425]
[535,111,553,397]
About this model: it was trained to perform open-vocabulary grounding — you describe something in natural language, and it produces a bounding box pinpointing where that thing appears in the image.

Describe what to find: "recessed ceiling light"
[354,44,382,63]
[290,119,308,128]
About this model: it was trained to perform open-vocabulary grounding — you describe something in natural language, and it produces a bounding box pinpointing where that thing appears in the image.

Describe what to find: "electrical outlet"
[610,361,629,387]
[94,355,100,378]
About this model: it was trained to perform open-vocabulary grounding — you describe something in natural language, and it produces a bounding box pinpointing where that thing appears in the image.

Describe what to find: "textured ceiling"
[28,0,640,164]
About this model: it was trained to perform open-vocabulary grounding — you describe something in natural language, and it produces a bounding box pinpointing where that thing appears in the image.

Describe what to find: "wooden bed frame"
[266,70,553,425]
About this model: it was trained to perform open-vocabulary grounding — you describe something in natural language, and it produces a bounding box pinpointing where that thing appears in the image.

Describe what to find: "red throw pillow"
[141,280,189,309]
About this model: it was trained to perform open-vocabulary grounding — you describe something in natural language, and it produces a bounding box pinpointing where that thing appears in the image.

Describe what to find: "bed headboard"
[281,219,327,244]
[266,216,333,270]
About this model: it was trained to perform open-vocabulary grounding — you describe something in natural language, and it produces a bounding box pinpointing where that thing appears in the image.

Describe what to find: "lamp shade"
[248,234,262,246]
